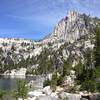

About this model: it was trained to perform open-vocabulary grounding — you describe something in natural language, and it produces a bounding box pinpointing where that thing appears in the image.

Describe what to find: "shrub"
[0,90,5,99]
[57,75,64,86]
[62,60,71,76]
[13,80,28,100]
[65,86,76,93]
[80,80,96,92]
[43,79,51,87]
[50,73,58,92]
[96,82,100,92]
[43,73,58,92]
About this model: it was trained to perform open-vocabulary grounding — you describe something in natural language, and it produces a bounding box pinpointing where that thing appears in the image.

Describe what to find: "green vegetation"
[37,48,53,74]
[13,80,28,100]
[81,80,96,92]
[74,60,84,83]
[50,73,58,91]
[74,26,100,92]
[62,60,71,76]
[43,73,58,92]
[75,58,96,92]
[43,59,72,91]
[96,82,100,92]
[94,25,100,92]
[43,78,51,87]
[0,90,6,100]
[94,25,100,68]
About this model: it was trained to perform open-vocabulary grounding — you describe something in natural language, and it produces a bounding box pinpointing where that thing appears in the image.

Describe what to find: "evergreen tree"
[62,60,71,76]
[75,60,84,83]
[13,80,28,100]
[94,25,100,91]
[11,45,16,51]
[94,25,100,68]
[0,48,3,54]
[38,48,53,74]
[81,80,96,92]
[50,73,58,92]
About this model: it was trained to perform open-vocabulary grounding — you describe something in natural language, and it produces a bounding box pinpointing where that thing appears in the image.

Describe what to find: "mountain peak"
[67,10,79,21]
[42,10,97,44]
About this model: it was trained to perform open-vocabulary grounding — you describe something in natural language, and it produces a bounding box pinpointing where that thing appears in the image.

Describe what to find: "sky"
[0,0,100,40]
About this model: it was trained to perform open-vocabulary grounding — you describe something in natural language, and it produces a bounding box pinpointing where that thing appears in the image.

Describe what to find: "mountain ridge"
[0,10,99,76]
[0,10,100,100]
[42,10,99,45]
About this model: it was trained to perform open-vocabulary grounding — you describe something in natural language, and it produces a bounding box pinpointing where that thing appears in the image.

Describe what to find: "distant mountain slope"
[42,10,100,44]
[0,10,99,77]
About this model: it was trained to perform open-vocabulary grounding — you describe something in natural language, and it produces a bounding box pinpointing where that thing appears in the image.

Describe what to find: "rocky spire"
[67,10,79,22]
[42,10,95,44]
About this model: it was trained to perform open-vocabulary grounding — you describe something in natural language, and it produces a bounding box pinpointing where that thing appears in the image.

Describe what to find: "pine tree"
[62,60,71,76]
[94,25,100,68]
[50,73,58,92]
[75,60,84,83]
[13,80,28,100]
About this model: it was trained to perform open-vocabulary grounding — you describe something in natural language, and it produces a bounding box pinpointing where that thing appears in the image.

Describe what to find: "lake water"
[0,76,37,91]
[0,75,45,100]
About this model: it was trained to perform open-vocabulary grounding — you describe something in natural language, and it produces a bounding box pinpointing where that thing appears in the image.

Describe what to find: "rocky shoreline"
[0,70,100,100]
[24,86,100,100]
[21,77,100,100]
[1,72,99,100]
[2,68,27,78]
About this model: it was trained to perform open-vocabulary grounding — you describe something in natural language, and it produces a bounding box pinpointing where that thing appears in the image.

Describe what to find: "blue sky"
[0,0,100,40]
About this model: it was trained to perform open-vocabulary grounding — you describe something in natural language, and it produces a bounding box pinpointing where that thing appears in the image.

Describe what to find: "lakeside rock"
[3,68,27,78]
[35,96,57,100]
[27,86,79,100]
[27,85,100,100]
[28,90,46,97]
[59,92,81,100]
[42,86,52,95]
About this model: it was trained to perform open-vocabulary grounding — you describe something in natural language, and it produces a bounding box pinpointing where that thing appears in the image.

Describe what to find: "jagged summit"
[42,10,96,44]
[67,10,79,22]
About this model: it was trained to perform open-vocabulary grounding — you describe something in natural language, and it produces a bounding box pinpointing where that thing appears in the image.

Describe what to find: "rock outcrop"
[42,10,97,44]
[2,10,99,100]
[3,68,27,78]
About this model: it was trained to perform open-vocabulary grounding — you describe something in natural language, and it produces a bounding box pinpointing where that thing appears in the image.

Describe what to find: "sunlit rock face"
[51,10,88,43]
[43,10,96,44]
